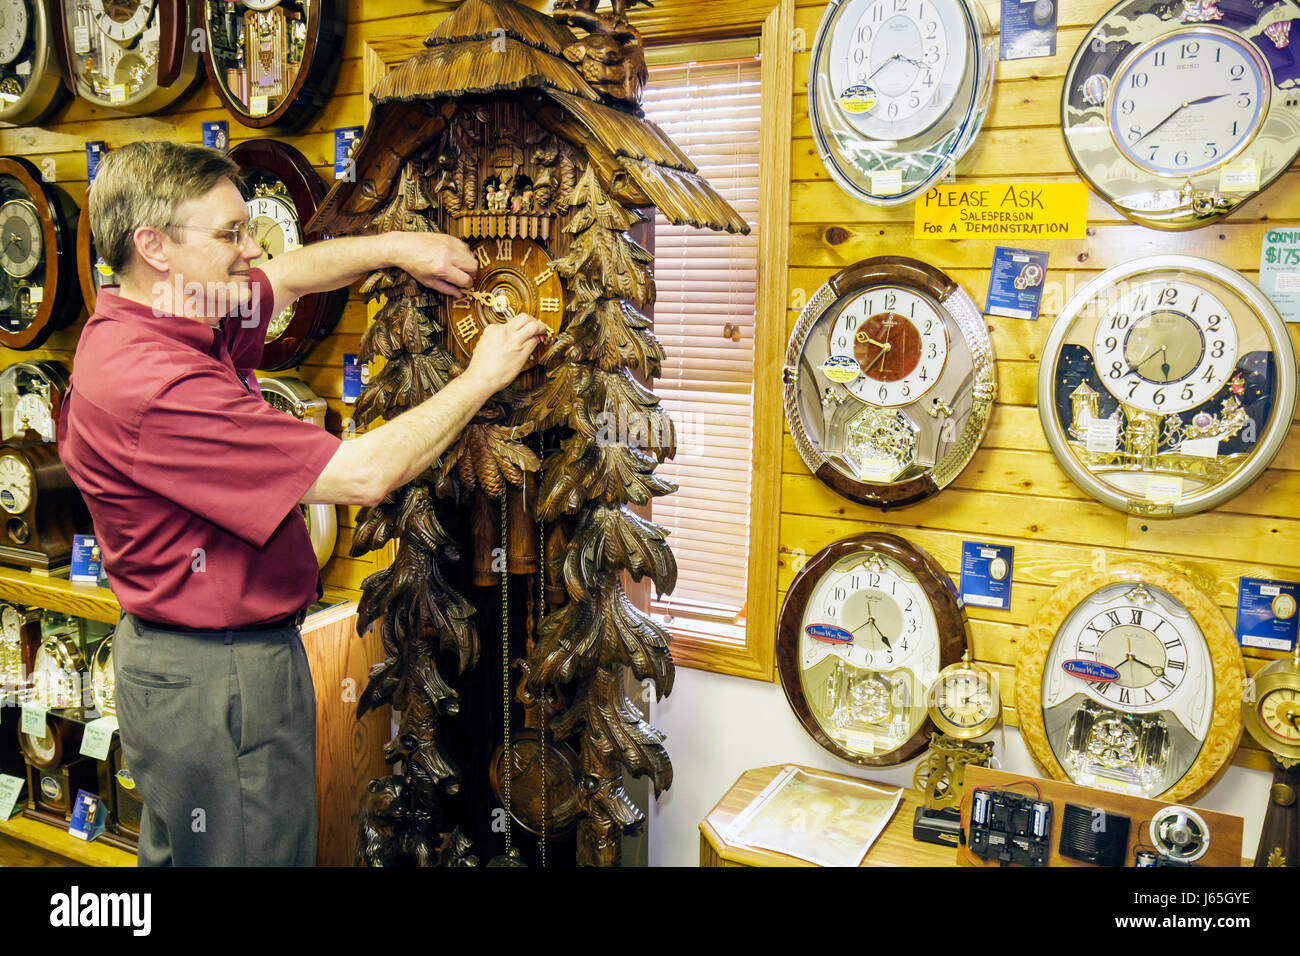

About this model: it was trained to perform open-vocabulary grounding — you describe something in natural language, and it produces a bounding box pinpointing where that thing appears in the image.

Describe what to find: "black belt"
[134,609,306,634]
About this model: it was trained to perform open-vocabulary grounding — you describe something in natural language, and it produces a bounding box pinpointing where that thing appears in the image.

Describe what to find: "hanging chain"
[500,496,513,855]
[538,507,548,869]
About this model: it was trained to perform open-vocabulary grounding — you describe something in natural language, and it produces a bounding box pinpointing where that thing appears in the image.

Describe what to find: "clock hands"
[1131,91,1234,146]
[469,289,515,318]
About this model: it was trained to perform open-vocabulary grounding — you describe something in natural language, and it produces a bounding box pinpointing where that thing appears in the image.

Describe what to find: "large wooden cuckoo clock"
[230,139,345,370]
[0,156,78,351]
[200,0,345,131]
[0,0,70,125]
[51,0,199,113]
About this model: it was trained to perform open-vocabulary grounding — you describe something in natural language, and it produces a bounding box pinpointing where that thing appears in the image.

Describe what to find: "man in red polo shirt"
[58,141,546,866]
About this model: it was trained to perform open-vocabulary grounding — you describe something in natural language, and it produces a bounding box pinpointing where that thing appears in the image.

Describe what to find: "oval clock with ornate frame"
[777,531,966,766]
[230,138,345,371]
[76,186,120,313]
[0,156,78,351]
[784,256,995,509]
[1015,562,1244,802]
[200,0,345,132]
[0,0,70,125]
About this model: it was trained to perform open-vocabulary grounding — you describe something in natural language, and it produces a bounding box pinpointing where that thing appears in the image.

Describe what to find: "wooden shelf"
[0,565,120,625]
[0,813,135,867]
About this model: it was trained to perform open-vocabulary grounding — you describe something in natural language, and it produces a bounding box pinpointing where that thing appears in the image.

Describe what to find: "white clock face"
[0,0,29,65]
[0,199,42,280]
[247,191,301,341]
[88,0,154,43]
[0,453,32,513]
[828,286,950,408]
[1107,29,1269,178]
[1091,277,1239,414]
[14,391,54,442]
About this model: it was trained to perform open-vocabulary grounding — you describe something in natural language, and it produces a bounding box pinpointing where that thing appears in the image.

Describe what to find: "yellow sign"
[914,183,1089,239]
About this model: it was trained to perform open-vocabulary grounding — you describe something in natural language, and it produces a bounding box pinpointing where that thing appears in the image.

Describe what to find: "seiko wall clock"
[784,256,995,508]
[229,139,345,370]
[201,0,344,131]
[0,0,70,125]
[1063,0,1300,229]
[0,156,78,351]
[0,359,69,443]
[1038,255,1296,516]
[77,188,118,311]
[258,374,335,568]
[51,0,199,113]
[777,532,966,765]
[1015,563,1243,802]
[807,0,995,205]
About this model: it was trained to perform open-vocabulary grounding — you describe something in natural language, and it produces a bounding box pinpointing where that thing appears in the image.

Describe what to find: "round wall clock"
[1015,563,1244,802]
[0,359,70,443]
[201,0,344,131]
[1063,0,1300,229]
[777,531,966,766]
[0,0,70,125]
[448,237,565,368]
[784,256,995,509]
[807,0,995,205]
[76,187,119,312]
[258,374,335,568]
[1038,256,1296,516]
[51,0,199,114]
[229,139,345,371]
[0,156,78,351]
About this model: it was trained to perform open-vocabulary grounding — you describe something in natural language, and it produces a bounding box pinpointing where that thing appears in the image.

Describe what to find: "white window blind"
[641,57,762,633]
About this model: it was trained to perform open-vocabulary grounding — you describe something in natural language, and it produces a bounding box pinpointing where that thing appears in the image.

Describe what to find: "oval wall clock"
[0,155,78,351]
[76,186,120,313]
[1063,0,1300,229]
[0,0,70,125]
[1038,255,1296,516]
[201,0,345,131]
[229,138,345,370]
[807,0,995,205]
[784,256,995,509]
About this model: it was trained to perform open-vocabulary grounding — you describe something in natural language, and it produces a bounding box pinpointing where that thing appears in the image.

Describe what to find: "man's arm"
[259,231,478,318]
[301,313,548,506]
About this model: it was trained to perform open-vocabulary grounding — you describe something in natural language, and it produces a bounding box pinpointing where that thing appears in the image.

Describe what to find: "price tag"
[1219,158,1259,192]
[20,704,47,736]
[870,169,903,195]
[854,459,897,482]
[73,25,91,55]
[1259,229,1300,322]
[844,731,875,753]
[80,716,118,761]
[108,84,127,104]
[1145,475,1182,504]
[249,94,269,116]
[0,774,23,819]
[28,286,43,305]
[1180,437,1219,458]
[16,61,30,77]
[1085,417,1119,452]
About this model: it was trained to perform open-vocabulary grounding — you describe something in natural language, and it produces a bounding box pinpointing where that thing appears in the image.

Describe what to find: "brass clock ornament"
[1242,645,1300,866]
[0,156,79,351]
[1016,563,1244,802]
[230,139,345,371]
[1039,256,1296,516]
[201,0,344,131]
[0,359,69,444]
[928,648,1001,738]
[258,374,336,568]
[51,0,200,113]
[777,531,966,765]
[808,0,995,205]
[784,256,995,509]
[0,0,70,124]
[1063,0,1300,229]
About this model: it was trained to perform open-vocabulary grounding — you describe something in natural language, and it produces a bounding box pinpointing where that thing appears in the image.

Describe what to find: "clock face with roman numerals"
[448,238,564,366]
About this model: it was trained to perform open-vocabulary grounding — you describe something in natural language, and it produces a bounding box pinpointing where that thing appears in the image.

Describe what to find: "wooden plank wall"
[781,0,1300,772]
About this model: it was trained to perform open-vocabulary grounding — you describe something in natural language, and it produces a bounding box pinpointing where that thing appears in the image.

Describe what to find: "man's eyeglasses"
[169,222,256,246]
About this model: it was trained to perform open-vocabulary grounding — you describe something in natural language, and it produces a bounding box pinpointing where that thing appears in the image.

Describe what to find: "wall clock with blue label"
[1063,0,1300,229]
[807,0,995,205]
[1015,563,1244,802]
[0,0,70,125]
[777,532,966,766]
[1038,255,1296,516]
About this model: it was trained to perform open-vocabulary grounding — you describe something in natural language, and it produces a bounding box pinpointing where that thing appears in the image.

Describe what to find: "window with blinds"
[641,56,762,642]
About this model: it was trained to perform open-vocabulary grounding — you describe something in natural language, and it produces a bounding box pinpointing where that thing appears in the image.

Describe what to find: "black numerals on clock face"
[1071,606,1187,706]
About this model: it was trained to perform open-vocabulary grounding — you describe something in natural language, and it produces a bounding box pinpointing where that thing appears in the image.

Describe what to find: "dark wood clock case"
[0,155,79,351]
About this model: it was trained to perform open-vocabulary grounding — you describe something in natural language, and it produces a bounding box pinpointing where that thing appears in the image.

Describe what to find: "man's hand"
[392,232,478,296]
[464,313,550,394]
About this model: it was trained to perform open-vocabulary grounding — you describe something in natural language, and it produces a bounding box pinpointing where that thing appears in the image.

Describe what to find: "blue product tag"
[342,354,361,405]
[69,534,102,585]
[85,142,107,183]
[985,247,1049,320]
[960,542,1014,610]
[68,788,106,842]
[1259,229,1300,323]
[1236,577,1299,651]
[1000,0,1057,60]
[335,127,363,181]
[202,121,229,153]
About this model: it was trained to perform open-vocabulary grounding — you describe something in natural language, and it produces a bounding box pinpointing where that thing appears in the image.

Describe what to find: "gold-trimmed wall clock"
[784,255,996,509]
[807,0,995,205]
[230,139,345,371]
[0,0,70,125]
[51,0,199,113]
[1039,256,1296,517]
[1242,645,1300,867]
[201,0,344,131]
[0,359,69,443]
[1015,562,1244,802]
[777,531,966,766]
[258,374,335,568]
[76,186,118,311]
[0,155,78,351]
[1063,0,1300,229]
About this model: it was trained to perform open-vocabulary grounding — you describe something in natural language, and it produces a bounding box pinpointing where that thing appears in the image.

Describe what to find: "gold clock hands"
[469,289,515,319]
[1132,92,1234,146]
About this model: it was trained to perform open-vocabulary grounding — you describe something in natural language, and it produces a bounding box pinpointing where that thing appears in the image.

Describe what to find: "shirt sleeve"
[132,367,341,548]
[225,267,274,373]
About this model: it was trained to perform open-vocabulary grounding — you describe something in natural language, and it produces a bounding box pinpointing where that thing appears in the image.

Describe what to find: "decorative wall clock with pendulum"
[0,156,78,351]
[784,255,996,508]
[0,359,69,444]
[1038,255,1297,516]
[1063,0,1300,229]
[0,0,70,125]
[807,0,995,205]
[1242,645,1300,866]
[201,0,345,131]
